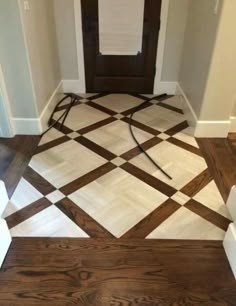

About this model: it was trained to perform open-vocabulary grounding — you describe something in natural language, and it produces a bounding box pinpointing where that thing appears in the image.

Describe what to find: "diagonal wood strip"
[23,166,56,195]
[185,199,231,231]
[60,162,117,196]
[167,137,202,157]
[165,121,189,136]
[121,163,176,197]
[121,102,153,116]
[181,169,213,197]
[75,136,117,161]
[77,117,117,135]
[56,198,115,238]
[35,136,71,155]
[121,199,181,239]
[121,117,160,135]
[6,198,52,229]
[50,120,74,134]
[87,101,117,116]
[157,102,184,114]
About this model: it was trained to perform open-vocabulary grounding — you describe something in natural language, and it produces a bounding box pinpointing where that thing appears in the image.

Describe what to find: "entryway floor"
[2,93,232,239]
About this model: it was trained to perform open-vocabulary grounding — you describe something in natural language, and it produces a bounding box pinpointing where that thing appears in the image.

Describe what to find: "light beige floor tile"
[10,205,89,237]
[171,191,190,205]
[147,207,225,240]
[69,168,168,238]
[173,127,199,148]
[130,141,207,190]
[2,178,43,218]
[54,104,109,131]
[158,133,170,140]
[111,157,126,166]
[193,181,231,219]
[85,120,153,156]
[67,132,81,139]
[161,96,184,109]
[30,140,107,188]
[93,94,143,113]
[134,105,184,132]
[46,190,65,204]
[39,128,65,146]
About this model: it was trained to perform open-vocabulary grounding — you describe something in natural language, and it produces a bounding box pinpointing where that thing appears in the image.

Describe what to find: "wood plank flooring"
[0,135,40,197]
[0,238,236,306]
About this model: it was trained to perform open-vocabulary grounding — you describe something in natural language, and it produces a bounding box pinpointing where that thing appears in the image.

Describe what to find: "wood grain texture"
[0,238,235,306]
[0,135,40,197]
[197,138,236,202]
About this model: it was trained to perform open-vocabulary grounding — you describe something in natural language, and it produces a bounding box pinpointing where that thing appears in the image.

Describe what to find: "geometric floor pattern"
[3,93,232,239]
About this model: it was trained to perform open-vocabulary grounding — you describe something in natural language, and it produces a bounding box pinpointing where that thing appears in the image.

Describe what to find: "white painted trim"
[0,65,14,137]
[62,80,84,93]
[74,0,86,93]
[154,0,170,94]
[224,223,236,279]
[74,0,170,94]
[0,181,9,217]
[194,121,231,138]
[230,116,236,132]
[177,82,231,138]
[226,186,236,222]
[12,82,63,135]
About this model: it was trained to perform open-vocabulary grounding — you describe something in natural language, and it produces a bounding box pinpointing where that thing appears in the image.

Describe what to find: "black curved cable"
[128,94,172,180]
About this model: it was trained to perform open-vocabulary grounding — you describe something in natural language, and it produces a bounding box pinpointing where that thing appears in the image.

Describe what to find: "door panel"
[81,0,162,93]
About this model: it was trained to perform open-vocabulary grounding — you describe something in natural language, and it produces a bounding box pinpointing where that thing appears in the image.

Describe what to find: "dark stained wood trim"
[56,198,115,238]
[121,117,160,135]
[34,135,71,155]
[120,137,162,161]
[121,101,153,116]
[181,169,213,197]
[167,137,202,156]
[157,102,184,114]
[165,121,189,136]
[121,162,176,197]
[50,120,73,134]
[185,199,231,231]
[60,162,116,196]
[75,136,117,160]
[87,101,117,116]
[23,166,56,195]
[122,199,181,239]
[6,198,52,229]
[77,117,117,135]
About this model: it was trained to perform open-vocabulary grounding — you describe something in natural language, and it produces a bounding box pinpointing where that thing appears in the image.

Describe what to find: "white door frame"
[73,0,171,94]
[0,65,14,138]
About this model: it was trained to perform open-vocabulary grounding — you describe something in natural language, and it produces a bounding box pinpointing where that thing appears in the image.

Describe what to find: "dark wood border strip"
[167,137,202,157]
[56,101,81,112]
[35,136,71,155]
[121,102,153,116]
[60,162,116,195]
[153,95,174,102]
[121,199,181,239]
[165,121,189,136]
[121,137,162,161]
[6,198,52,229]
[88,93,109,100]
[77,117,117,135]
[50,120,74,134]
[157,102,184,114]
[56,198,115,238]
[87,101,117,116]
[181,169,213,197]
[121,117,160,135]
[75,136,117,161]
[185,199,231,231]
[23,166,56,195]
[121,163,176,197]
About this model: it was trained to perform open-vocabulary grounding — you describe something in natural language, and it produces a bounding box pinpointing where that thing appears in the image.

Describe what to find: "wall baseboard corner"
[154,82,177,95]
[62,80,85,93]
[230,116,236,133]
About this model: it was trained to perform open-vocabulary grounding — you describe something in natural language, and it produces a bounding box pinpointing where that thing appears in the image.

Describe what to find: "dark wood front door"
[81,0,162,93]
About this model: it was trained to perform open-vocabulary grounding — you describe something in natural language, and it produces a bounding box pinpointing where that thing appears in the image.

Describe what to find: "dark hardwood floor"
[0,135,40,197]
[197,135,236,202]
[0,238,235,306]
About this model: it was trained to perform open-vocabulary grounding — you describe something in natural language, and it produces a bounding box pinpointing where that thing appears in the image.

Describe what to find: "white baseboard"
[0,219,11,268]
[176,83,230,138]
[230,116,236,132]
[226,185,236,222]
[0,181,10,217]
[154,81,177,95]
[224,223,236,279]
[62,79,85,93]
[12,82,63,135]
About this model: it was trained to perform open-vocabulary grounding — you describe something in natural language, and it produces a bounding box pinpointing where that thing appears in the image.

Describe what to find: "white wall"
[19,0,61,115]
[0,0,37,119]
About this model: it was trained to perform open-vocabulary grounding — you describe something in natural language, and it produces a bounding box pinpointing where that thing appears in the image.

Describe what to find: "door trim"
[0,65,14,138]
[74,0,170,94]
